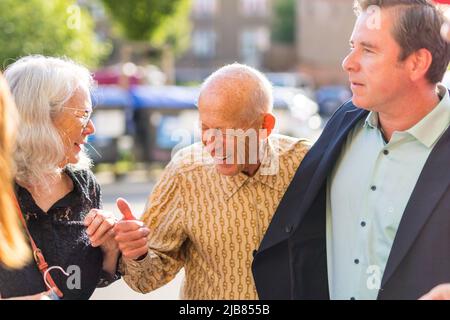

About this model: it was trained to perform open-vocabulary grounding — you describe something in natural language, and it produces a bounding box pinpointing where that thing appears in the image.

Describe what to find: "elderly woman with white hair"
[0,56,120,300]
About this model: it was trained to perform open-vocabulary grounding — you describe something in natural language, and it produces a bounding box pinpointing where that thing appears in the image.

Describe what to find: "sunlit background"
[1,0,449,299]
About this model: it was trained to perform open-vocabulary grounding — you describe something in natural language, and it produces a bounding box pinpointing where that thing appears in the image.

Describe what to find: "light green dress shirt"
[326,84,450,300]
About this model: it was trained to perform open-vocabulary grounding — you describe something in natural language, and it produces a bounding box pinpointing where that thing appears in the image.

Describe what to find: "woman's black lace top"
[0,168,116,300]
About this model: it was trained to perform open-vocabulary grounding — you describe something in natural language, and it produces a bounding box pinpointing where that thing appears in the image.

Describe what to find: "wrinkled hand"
[419,283,450,300]
[113,198,150,260]
[84,209,118,253]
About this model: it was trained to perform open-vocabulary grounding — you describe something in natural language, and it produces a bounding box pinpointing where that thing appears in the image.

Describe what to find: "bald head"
[198,63,273,125]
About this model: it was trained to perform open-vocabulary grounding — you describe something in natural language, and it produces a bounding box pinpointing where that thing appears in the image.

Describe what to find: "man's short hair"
[354,0,450,84]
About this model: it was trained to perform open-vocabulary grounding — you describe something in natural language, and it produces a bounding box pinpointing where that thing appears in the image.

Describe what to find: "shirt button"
[354,259,360,264]
[371,185,377,191]
[383,150,389,155]
[361,221,366,227]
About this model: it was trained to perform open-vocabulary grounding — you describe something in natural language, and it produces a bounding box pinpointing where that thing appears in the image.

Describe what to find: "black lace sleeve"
[97,254,122,288]
[68,168,121,288]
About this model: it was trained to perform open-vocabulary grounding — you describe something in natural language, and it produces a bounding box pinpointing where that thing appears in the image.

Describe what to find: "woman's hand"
[84,209,118,253]
[84,209,120,277]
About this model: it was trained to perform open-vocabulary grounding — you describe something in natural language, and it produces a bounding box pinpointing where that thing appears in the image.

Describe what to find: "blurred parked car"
[88,85,132,164]
[130,86,200,162]
[315,85,352,117]
[266,72,315,97]
[273,86,322,140]
[94,63,166,87]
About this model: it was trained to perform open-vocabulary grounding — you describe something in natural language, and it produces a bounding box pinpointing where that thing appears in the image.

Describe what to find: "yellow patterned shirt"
[120,134,310,299]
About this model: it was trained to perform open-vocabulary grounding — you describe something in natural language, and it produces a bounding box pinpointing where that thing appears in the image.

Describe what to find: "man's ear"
[262,113,276,137]
[408,48,433,82]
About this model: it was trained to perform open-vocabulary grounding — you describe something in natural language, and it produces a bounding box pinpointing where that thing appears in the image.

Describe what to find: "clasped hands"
[83,198,150,260]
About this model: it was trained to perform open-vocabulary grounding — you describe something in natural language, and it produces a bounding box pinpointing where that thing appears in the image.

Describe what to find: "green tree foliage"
[0,0,109,69]
[150,0,192,56]
[101,0,191,55]
[272,0,296,44]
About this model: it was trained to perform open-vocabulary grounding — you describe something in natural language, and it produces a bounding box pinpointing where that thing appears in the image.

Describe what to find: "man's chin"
[351,96,370,110]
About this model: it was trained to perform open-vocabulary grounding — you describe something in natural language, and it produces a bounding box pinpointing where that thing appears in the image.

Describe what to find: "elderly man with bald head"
[112,63,310,299]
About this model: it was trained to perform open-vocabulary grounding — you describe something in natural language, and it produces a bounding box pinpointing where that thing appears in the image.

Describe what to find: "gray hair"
[4,55,94,186]
[200,63,273,122]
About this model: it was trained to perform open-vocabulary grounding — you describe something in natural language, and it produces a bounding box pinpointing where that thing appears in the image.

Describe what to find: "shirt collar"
[406,84,450,148]
[364,110,380,130]
[363,84,450,148]
[218,137,286,200]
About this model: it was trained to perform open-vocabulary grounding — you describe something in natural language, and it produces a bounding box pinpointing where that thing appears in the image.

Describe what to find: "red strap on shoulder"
[12,194,64,298]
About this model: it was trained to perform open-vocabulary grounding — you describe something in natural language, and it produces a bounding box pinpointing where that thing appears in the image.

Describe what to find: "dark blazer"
[252,100,450,300]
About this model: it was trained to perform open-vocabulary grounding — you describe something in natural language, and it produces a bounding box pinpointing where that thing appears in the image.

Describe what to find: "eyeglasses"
[62,107,92,128]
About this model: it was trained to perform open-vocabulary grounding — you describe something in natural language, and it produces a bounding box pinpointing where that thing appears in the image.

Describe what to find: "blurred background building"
[6,0,448,300]
[176,0,274,83]
[297,0,355,85]
[175,0,355,86]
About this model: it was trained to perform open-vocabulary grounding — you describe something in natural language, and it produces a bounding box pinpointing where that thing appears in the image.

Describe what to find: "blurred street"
[90,118,323,300]
[1,0,450,303]
[90,124,322,300]
[1,6,346,299]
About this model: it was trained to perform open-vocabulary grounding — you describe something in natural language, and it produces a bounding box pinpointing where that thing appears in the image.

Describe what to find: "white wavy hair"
[4,55,94,186]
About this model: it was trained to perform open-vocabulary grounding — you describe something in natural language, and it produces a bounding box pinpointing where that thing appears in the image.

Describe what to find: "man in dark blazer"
[252,0,450,300]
